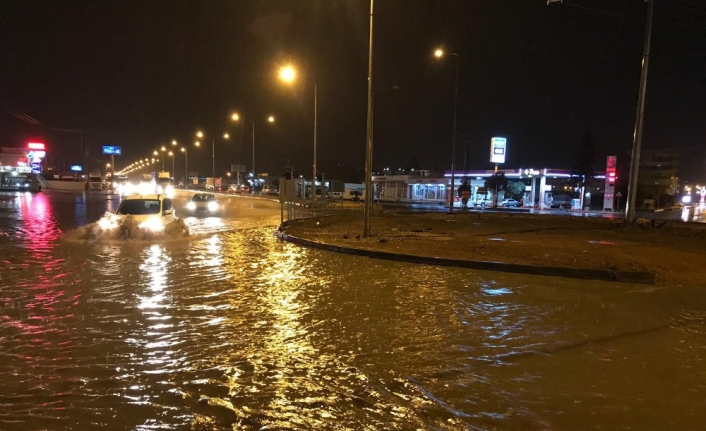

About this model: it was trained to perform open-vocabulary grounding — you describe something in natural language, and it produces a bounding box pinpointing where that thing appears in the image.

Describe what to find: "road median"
[278,210,706,286]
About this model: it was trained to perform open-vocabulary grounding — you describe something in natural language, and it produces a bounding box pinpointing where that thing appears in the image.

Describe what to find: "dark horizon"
[1,0,704,182]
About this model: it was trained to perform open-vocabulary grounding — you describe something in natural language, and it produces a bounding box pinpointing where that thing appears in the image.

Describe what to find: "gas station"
[0,141,45,190]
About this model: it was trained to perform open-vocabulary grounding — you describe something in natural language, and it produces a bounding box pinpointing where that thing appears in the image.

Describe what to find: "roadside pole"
[626,0,655,222]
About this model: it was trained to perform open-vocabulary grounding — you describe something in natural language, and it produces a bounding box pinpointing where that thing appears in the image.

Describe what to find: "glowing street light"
[279,65,296,83]
[196,131,203,138]
[278,62,317,205]
[171,140,177,146]
[231,113,239,121]
[268,116,275,123]
[433,46,460,214]
[195,141,201,147]
[223,133,229,139]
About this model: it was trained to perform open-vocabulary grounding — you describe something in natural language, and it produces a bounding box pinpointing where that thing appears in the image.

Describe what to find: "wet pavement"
[1,190,705,430]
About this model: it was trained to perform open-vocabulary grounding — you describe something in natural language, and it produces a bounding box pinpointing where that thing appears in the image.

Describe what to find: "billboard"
[231,164,246,172]
[70,165,83,172]
[102,146,122,155]
[490,137,507,164]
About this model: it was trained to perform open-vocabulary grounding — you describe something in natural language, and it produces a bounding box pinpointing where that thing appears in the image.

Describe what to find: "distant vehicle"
[327,191,343,199]
[88,172,103,191]
[205,184,214,190]
[501,199,519,207]
[475,197,492,207]
[185,193,220,214]
[228,184,238,193]
[111,194,176,231]
[262,185,278,195]
[240,185,250,194]
[550,194,572,209]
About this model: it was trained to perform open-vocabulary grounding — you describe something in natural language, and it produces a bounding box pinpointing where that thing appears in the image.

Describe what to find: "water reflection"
[1,192,706,430]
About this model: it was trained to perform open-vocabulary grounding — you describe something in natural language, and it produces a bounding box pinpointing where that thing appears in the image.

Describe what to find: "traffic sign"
[102,146,122,155]
[616,191,622,197]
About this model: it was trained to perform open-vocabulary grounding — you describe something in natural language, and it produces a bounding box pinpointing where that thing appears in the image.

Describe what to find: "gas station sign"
[604,156,617,211]
[490,137,507,164]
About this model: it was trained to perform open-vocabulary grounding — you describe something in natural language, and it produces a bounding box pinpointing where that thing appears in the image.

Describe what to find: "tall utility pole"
[252,122,256,177]
[312,84,318,206]
[448,53,459,214]
[363,0,375,238]
[212,138,215,178]
[626,0,655,223]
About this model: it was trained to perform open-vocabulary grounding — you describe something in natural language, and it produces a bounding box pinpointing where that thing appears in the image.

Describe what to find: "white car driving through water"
[185,193,220,215]
[100,194,176,232]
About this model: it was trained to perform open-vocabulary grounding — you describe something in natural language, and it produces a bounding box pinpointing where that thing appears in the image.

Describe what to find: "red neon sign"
[27,142,45,150]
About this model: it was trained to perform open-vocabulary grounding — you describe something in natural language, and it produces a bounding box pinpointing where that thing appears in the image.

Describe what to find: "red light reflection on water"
[18,192,63,261]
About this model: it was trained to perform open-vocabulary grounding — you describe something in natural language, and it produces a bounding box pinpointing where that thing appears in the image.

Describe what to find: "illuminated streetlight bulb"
[172,140,177,146]
[196,131,203,138]
[231,113,239,121]
[268,116,275,123]
[153,151,158,156]
[434,49,443,58]
[181,147,186,152]
[168,151,173,156]
[195,141,200,147]
[279,65,296,83]
[223,133,229,139]
[161,146,166,151]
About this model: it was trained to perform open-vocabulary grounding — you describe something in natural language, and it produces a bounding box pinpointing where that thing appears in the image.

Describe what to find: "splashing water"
[74,212,190,242]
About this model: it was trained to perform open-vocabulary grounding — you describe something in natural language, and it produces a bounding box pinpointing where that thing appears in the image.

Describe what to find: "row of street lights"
[116,113,277,188]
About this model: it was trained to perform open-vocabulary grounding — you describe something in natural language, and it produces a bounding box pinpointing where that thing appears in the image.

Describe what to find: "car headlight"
[207,201,219,212]
[186,202,196,210]
[138,217,165,232]
[165,185,175,198]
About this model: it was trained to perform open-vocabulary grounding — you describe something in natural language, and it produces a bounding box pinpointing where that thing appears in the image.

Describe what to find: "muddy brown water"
[1,190,705,430]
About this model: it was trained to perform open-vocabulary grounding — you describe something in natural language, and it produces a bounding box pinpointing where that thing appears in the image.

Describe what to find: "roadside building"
[637,149,679,209]
[447,168,607,208]
[371,172,448,203]
[0,147,33,188]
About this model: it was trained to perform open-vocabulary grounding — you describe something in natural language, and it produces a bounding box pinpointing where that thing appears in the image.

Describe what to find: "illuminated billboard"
[490,137,507,164]
[70,165,83,172]
[102,146,122,155]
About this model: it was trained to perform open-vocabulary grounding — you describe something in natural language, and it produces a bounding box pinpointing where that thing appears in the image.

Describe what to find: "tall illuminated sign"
[490,137,506,164]
[604,155,617,211]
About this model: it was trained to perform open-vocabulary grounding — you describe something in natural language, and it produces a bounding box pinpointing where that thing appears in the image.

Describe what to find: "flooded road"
[1,190,705,430]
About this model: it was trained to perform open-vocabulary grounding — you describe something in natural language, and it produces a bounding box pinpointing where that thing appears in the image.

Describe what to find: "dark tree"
[484,173,509,191]
[506,181,526,198]
[484,173,509,207]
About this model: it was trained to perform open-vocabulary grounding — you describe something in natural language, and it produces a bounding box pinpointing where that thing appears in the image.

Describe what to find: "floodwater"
[1,190,705,430]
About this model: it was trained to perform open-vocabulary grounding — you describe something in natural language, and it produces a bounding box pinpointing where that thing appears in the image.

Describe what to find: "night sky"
[1,0,704,183]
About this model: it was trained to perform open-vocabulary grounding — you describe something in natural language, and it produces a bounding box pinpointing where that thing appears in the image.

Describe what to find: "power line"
[0,104,84,133]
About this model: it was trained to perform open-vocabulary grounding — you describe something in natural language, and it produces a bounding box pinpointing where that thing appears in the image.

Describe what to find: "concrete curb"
[275,228,655,285]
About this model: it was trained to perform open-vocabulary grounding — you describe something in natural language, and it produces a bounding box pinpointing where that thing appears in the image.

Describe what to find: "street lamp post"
[434,48,460,214]
[251,116,275,181]
[231,113,243,184]
[363,0,375,237]
[196,131,229,179]
[181,147,188,189]
[169,151,174,183]
[278,65,318,205]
